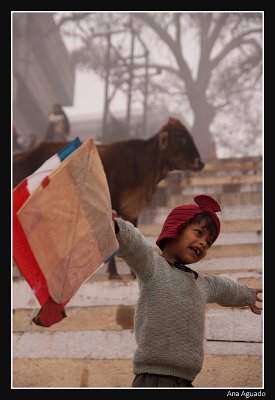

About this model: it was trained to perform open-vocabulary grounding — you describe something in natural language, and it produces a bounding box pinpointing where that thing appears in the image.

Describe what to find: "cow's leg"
[107,257,122,280]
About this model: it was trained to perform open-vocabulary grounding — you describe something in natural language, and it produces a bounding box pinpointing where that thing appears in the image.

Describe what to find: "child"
[113,194,262,388]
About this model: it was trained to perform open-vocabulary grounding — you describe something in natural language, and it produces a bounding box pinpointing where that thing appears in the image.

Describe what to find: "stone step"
[12,155,263,389]
[141,219,263,250]
[13,269,262,329]
[148,190,262,211]
[163,158,262,180]
[158,174,262,188]
[12,222,262,278]
[199,157,262,173]
[170,183,262,195]
[13,271,262,309]
[13,222,262,277]
[180,189,263,209]
[139,203,262,225]
[145,231,262,246]
[12,355,262,387]
[14,247,262,279]
[13,270,263,388]
[199,243,261,258]
[13,301,262,343]
[13,328,262,360]
[13,252,262,281]
[114,242,261,260]
[118,242,261,260]
[138,160,262,211]
[139,219,262,235]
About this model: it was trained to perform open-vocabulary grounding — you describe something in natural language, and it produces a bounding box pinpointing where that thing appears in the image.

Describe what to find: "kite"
[13,138,119,327]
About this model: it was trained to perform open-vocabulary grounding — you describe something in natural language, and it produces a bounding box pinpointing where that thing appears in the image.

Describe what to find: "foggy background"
[12,12,264,389]
[12,12,262,159]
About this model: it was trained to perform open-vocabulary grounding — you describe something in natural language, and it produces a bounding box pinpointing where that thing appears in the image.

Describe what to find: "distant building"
[12,13,75,145]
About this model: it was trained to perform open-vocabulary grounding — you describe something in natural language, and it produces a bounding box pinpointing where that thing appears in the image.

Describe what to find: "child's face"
[163,219,214,265]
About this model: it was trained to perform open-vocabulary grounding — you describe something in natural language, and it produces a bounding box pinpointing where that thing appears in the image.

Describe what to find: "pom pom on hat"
[156,195,221,251]
[194,195,221,213]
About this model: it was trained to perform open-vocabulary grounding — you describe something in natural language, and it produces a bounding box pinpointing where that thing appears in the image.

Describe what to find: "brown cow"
[13,117,204,279]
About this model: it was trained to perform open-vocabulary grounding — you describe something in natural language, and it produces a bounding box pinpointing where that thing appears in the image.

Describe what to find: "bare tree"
[55,12,262,159]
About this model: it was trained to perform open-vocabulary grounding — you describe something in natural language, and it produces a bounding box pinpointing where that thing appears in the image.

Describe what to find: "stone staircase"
[13,156,263,388]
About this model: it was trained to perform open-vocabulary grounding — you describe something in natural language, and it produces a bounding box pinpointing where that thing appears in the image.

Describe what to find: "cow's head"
[158,117,204,172]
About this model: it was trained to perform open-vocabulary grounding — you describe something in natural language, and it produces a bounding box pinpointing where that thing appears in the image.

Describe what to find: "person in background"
[13,123,22,151]
[112,194,262,388]
[45,103,70,142]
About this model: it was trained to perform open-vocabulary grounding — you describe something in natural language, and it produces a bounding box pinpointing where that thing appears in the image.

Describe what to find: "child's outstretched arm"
[204,275,262,313]
[111,209,156,280]
[250,288,262,315]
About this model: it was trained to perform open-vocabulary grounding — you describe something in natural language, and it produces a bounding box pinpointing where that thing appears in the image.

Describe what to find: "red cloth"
[156,195,221,251]
[32,297,67,327]
[13,179,49,305]
[13,177,67,327]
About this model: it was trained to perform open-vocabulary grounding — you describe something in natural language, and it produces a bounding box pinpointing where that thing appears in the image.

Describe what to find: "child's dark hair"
[187,212,217,241]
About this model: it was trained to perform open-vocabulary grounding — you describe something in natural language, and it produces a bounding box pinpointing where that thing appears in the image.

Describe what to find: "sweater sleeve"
[115,218,156,280]
[203,275,257,307]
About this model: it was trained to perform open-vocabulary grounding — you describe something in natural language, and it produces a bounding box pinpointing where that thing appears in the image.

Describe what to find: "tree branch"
[133,13,194,84]
[211,29,262,69]
[208,14,229,52]
[55,13,92,28]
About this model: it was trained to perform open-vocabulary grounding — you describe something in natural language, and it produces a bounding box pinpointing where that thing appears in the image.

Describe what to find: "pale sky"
[64,69,128,120]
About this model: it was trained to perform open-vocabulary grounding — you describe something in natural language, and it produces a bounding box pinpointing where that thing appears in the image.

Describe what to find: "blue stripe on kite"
[104,247,120,265]
[58,137,82,161]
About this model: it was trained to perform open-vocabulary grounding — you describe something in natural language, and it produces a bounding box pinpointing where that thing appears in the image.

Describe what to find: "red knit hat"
[156,195,221,251]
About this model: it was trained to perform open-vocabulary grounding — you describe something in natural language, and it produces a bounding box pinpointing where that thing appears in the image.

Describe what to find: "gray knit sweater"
[116,218,257,382]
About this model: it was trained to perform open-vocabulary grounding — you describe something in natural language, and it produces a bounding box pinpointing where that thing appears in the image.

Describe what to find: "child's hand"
[112,210,119,234]
[112,210,118,221]
[250,288,262,315]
